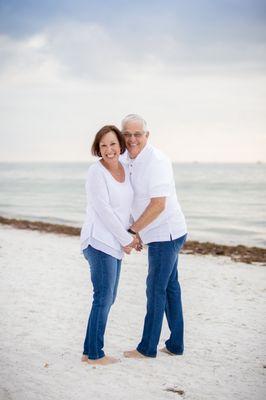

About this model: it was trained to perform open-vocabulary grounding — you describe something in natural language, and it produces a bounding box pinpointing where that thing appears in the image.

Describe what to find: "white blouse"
[80,161,133,259]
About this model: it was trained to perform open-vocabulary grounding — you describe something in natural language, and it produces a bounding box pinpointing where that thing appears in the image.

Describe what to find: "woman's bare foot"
[159,347,176,356]
[81,355,89,362]
[123,349,148,359]
[86,356,120,366]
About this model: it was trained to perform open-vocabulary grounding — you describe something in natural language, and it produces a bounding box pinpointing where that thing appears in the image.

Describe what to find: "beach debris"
[0,216,80,236]
[164,386,185,396]
[182,240,266,265]
[44,363,49,368]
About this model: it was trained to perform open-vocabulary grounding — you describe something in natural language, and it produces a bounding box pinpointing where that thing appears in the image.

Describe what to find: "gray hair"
[121,114,148,133]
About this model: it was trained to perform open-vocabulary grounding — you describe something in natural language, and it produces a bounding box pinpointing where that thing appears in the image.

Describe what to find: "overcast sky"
[0,0,265,162]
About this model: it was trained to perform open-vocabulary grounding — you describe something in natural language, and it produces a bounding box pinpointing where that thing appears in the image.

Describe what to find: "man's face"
[122,120,149,159]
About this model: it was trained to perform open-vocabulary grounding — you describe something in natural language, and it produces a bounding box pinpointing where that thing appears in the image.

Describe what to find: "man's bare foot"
[86,355,120,366]
[81,355,89,362]
[123,349,148,359]
[160,347,177,356]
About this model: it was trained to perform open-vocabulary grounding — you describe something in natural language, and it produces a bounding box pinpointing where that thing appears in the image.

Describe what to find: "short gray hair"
[121,114,148,133]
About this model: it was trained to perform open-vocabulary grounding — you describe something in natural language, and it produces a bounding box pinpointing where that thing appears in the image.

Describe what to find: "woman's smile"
[99,131,121,163]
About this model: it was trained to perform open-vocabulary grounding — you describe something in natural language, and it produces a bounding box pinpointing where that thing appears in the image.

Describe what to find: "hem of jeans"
[85,353,105,360]
[136,346,157,358]
[83,349,105,359]
[165,345,184,355]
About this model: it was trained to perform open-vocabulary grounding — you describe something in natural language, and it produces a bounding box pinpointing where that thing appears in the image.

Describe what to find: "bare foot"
[160,347,177,356]
[86,355,120,366]
[123,349,148,359]
[81,355,89,362]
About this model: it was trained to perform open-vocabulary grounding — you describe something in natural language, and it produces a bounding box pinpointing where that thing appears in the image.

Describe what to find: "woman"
[80,125,139,366]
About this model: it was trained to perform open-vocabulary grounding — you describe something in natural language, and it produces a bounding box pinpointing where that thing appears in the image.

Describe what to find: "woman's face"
[99,131,121,164]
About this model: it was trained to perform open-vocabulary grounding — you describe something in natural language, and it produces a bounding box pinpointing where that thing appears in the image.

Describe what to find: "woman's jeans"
[83,245,121,360]
[137,234,187,357]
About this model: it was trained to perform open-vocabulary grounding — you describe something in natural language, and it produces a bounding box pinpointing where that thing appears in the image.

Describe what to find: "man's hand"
[135,233,143,252]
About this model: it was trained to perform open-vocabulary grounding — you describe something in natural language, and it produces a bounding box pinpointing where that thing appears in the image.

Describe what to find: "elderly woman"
[80,125,139,366]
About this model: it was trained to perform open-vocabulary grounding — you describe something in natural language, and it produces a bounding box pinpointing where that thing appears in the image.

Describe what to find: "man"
[121,114,187,358]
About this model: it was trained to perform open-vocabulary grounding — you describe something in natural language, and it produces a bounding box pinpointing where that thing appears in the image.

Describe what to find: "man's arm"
[130,197,166,233]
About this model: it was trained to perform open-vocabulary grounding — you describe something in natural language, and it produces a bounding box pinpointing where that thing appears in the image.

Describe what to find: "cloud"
[1,13,265,89]
[0,23,162,85]
[0,32,63,85]
[0,1,265,163]
[0,1,265,85]
[46,22,130,81]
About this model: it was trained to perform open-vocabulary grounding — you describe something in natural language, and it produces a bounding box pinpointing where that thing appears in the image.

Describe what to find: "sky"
[0,0,265,162]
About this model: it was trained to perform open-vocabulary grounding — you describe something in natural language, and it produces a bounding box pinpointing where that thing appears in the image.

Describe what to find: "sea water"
[0,162,265,248]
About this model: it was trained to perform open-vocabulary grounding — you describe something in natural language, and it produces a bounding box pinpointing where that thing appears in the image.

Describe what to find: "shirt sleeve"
[148,157,172,198]
[86,166,133,247]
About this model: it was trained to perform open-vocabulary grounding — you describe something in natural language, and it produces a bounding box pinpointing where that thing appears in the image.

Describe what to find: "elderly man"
[121,114,187,358]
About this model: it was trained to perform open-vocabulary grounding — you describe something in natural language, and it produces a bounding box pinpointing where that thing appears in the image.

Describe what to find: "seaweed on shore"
[183,241,266,265]
[0,216,80,236]
[0,216,265,265]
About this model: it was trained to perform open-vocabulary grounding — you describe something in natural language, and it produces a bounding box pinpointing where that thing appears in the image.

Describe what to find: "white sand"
[0,225,265,400]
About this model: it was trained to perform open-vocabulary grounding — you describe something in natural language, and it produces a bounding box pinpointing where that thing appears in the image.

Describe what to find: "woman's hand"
[123,235,141,254]
[123,245,133,254]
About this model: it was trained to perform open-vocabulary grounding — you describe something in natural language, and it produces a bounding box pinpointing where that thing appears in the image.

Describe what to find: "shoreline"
[0,215,265,265]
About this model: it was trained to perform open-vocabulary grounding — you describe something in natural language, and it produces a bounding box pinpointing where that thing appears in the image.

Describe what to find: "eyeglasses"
[122,131,145,139]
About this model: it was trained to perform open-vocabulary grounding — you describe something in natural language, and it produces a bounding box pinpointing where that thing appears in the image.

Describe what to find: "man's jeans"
[83,245,121,360]
[137,234,187,357]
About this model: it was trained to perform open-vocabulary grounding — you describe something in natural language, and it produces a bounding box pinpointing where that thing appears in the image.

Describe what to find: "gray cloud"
[1,0,266,84]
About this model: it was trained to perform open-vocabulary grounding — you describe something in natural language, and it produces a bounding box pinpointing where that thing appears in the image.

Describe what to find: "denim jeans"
[137,234,187,357]
[83,245,121,360]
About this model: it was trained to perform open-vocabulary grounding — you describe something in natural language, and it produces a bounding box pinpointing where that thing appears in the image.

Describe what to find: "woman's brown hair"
[91,125,126,157]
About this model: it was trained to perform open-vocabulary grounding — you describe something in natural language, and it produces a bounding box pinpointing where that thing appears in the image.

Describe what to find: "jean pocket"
[83,245,91,261]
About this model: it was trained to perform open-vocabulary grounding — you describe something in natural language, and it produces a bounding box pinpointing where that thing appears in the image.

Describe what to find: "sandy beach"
[0,225,265,400]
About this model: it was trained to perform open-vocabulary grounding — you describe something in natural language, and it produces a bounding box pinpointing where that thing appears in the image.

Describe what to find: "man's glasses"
[122,131,145,139]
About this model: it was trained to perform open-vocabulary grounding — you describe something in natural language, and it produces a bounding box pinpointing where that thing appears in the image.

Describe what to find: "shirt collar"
[127,143,152,164]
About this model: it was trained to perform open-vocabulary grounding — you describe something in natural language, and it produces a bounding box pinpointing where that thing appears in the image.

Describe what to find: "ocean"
[0,162,265,248]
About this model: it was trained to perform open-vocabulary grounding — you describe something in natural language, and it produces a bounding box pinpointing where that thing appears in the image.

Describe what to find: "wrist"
[127,228,137,235]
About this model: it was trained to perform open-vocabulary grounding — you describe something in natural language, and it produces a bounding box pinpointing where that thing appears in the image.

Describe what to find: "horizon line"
[0,160,264,164]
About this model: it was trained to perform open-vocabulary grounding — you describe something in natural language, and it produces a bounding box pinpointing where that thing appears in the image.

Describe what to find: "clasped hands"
[123,233,143,254]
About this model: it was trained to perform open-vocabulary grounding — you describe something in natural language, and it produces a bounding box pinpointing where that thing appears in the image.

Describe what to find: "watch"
[127,228,137,235]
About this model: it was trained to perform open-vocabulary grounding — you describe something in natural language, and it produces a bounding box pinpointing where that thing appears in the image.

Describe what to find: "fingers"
[123,246,132,254]
[123,234,144,254]
[136,244,143,252]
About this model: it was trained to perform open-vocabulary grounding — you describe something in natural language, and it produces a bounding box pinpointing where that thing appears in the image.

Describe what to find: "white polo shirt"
[80,161,133,259]
[121,144,187,244]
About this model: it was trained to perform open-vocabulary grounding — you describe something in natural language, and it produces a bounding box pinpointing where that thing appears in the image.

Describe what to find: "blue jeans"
[137,234,187,357]
[83,245,121,360]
